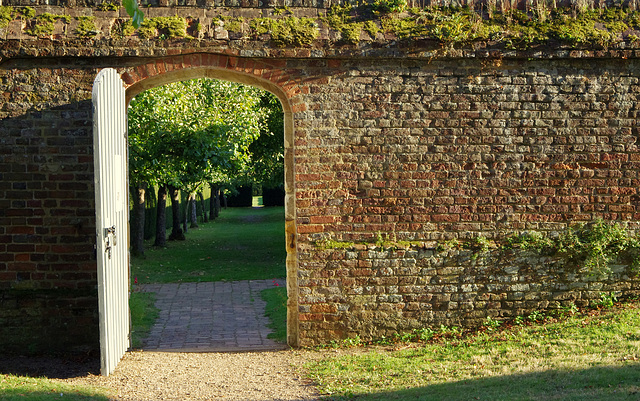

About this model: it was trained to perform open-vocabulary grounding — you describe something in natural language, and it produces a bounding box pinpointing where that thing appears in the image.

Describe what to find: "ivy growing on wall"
[317,220,640,278]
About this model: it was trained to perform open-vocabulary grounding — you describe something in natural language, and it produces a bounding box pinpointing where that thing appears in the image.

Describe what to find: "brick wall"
[292,57,640,344]
[2,8,640,353]
[0,64,99,354]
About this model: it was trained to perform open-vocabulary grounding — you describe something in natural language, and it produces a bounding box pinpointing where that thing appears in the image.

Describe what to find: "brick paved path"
[137,279,287,352]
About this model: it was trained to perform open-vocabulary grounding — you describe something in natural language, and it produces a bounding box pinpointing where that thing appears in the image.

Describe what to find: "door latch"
[104,225,116,259]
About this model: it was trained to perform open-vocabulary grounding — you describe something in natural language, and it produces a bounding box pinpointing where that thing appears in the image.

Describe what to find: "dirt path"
[67,349,322,400]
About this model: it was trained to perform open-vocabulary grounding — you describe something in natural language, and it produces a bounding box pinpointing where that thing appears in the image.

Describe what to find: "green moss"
[138,16,187,39]
[0,6,13,28]
[111,19,135,37]
[316,239,356,250]
[223,16,244,33]
[18,7,35,19]
[267,16,319,47]
[323,4,364,44]
[250,17,272,36]
[97,1,120,11]
[552,18,620,46]
[75,16,98,37]
[363,20,379,38]
[381,15,425,39]
[25,12,70,37]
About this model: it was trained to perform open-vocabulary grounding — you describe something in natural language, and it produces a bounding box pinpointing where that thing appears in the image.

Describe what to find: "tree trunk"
[189,193,199,228]
[154,185,167,247]
[198,192,208,223]
[182,191,188,234]
[209,184,220,220]
[168,185,185,241]
[131,183,147,257]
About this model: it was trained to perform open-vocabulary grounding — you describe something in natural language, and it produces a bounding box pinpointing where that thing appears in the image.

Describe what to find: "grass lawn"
[261,285,288,343]
[131,207,286,283]
[0,375,111,401]
[307,302,640,400]
[129,291,159,349]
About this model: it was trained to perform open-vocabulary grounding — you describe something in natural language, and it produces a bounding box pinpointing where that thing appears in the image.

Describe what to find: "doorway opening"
[125,73,294,353]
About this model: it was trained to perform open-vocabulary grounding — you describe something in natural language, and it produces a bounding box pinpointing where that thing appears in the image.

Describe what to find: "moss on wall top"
[2,3,640,59]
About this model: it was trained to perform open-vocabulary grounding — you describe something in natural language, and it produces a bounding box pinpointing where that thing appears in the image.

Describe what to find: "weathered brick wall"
[297,246,640,343]
[0,63,100,354]
[2,5,640,354]
[293,57,640,344]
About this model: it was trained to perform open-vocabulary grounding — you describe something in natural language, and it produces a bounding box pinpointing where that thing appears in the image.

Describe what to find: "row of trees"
[128,78,284,256]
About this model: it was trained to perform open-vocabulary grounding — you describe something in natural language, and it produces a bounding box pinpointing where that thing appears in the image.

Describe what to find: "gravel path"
[67,349,322,400]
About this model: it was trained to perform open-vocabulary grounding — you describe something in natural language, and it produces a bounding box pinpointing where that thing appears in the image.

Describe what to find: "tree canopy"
[128,78,282,193]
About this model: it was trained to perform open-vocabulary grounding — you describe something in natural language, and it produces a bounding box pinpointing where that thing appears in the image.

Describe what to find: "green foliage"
[371,0,407,14]
[112,19,135,37]
[270,16,319,47]
[123,0,143,28]
[324,4,363,44]
[75,16,98,37]
[129,291,159,348]
[250,17,272,36]
[0,6,14,28]
[215,15,244,32]
[482,316,501,332]
[128,78,269,191]
[555,220,640,277]
[261,285,288,343]
[138,16,188,39]
[316,239,356,249]
[250,16,320,46]
[247,92,285,188]
[97,1,120,11]
[25,12,70,37]
[315,220,640,278]
[363,20,379,38]
[17,7,35,19]
[593,292,618,309]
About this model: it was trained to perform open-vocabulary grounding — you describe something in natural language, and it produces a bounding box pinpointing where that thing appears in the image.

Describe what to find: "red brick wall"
[2,14,640,352]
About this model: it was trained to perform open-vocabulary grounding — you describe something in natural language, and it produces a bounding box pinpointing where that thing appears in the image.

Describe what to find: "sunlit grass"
[307,302,640,400]
[131,207,286,283]
[0,375,111,400]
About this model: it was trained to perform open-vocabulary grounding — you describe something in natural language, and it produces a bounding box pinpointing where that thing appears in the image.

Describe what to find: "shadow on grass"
[319,364,640,401]
[0,355,99,379]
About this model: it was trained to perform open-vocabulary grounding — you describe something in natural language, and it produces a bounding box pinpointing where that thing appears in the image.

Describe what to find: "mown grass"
[307,302,640,400]
[261,285,288,343]
[129,291,159,349]
[0,375,111,400]
[131,207,286,283]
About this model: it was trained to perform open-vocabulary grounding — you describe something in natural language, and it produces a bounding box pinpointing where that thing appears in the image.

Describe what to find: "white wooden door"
[92,68,130,376]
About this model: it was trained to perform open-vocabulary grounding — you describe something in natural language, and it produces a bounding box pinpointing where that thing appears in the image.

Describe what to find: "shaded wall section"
[0,63,99,355]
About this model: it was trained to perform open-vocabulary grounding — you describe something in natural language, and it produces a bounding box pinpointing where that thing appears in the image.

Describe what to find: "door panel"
[92,68,129,376]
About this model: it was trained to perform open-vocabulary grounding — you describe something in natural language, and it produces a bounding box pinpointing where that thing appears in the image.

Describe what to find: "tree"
[128,78,270,252]
[247,92,285,188]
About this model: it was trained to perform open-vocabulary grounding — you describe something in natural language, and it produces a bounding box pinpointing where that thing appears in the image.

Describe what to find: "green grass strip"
[129,291,159,349]
[261,285,287,343]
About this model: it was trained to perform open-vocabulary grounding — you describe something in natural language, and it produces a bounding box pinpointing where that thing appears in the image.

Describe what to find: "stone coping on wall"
[2,6,640,61]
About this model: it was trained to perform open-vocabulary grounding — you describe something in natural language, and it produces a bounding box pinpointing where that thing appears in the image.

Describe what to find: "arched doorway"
[93,57,299,375]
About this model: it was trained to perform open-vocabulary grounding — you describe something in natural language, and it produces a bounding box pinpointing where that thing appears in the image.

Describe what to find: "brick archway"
[120,54,300,347]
